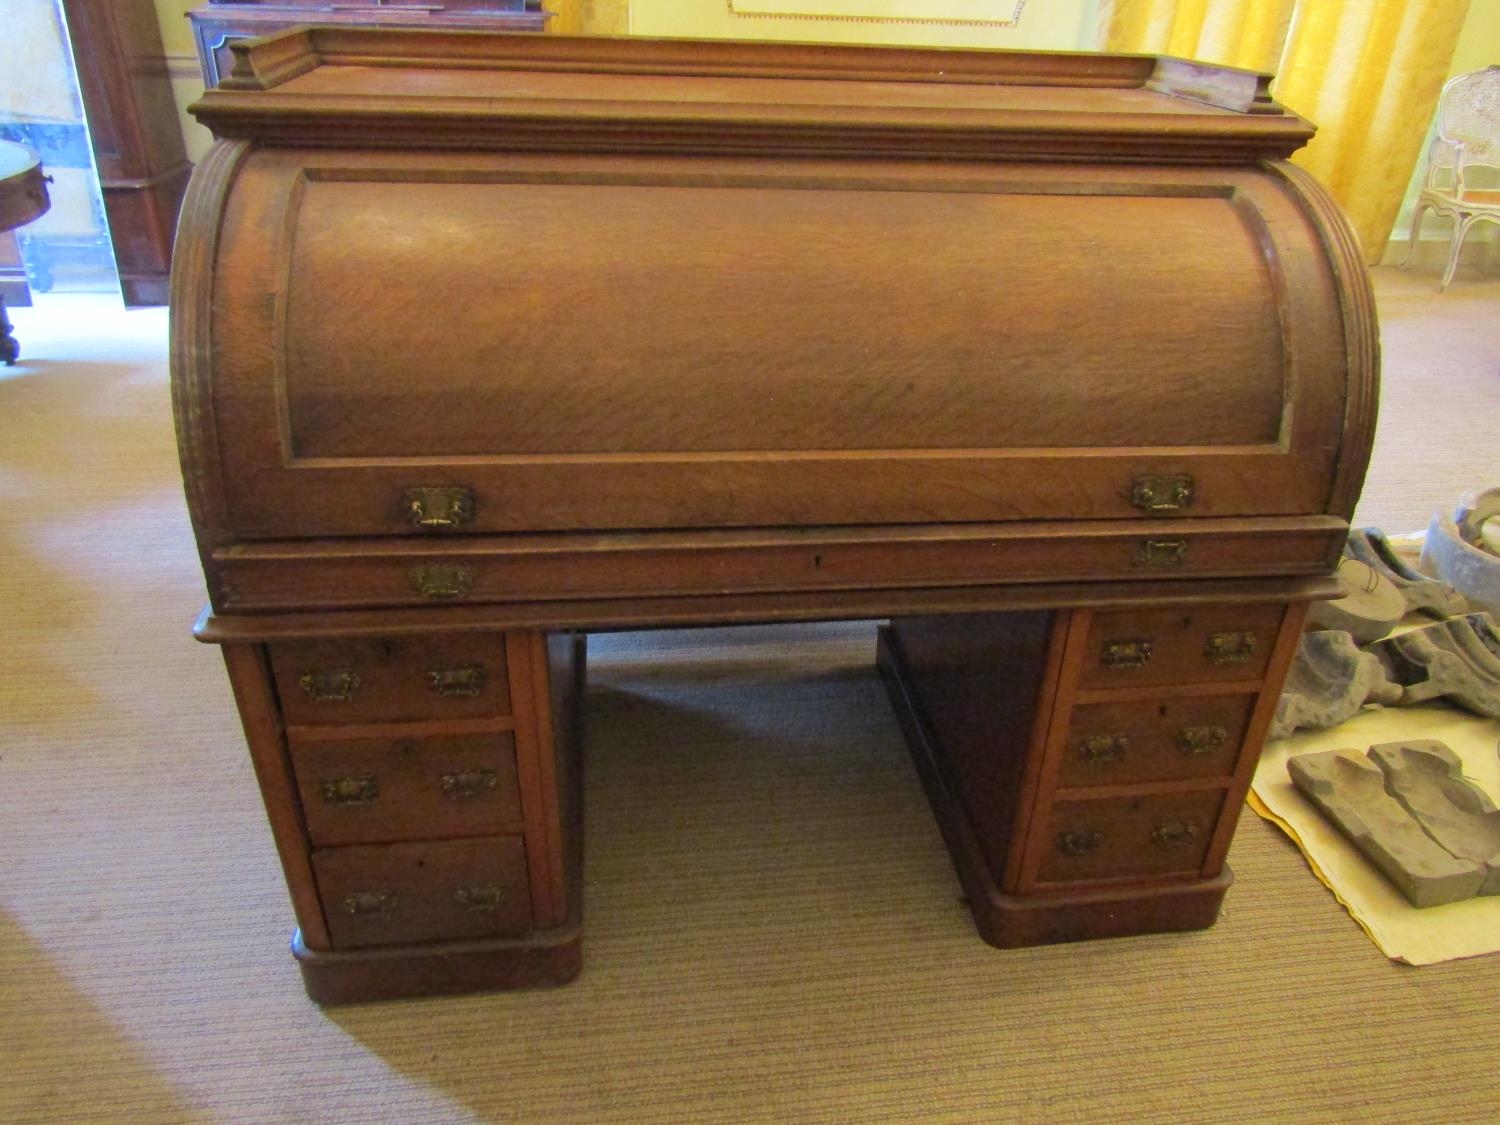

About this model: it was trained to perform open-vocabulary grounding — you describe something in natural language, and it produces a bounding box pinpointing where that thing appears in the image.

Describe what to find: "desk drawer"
[290,731,522,847]
[1034,790,1224,885]
[270,634,510,725]
[1077,604,1284,690]
[312,836,532,948]
[1059,694,1256,788]
[210,522,1343,613]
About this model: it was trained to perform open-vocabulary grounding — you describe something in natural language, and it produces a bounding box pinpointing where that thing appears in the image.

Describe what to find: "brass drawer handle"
[1134,539,1188,568]
[320,775,379,805]
[297,668,361,703]
[1151,821,1200,848]
[1056,830,1105,856]
[1078,734,1130,765]
[441,768,499,800]
[341,891,399,917]
[426,663,487,698]
[403,486,473,530]
[1205,632,1257,665]
[1101,639,1153,669]
[455,884,508,912]
[410,562,475,599]
[1177,725,1229,755]
[1130,474,1194,513]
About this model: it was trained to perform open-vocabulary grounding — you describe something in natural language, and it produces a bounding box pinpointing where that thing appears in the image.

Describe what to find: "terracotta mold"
[1287,747,1487,907]
[1271,630,1402,739]
[1367,739,1500,895]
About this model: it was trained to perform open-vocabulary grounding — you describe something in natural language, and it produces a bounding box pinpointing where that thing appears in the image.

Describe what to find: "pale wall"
[153,1,215,163]
[630,0,1099,50]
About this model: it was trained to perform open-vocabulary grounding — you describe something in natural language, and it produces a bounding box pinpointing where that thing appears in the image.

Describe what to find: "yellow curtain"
[543,1,630,36]
[1100,0,1297,73]
[1099,0,1471,263]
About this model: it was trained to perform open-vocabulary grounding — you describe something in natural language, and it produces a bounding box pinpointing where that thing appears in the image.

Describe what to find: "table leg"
[1,294,18,365]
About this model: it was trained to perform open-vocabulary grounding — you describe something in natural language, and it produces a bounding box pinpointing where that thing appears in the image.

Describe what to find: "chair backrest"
[1436,66,1500,169]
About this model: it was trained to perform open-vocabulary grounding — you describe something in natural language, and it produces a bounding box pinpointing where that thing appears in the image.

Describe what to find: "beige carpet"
[2,267,1499,1124]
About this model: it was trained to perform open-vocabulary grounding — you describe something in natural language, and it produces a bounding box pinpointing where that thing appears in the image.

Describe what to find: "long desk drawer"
[210,521,1343,612]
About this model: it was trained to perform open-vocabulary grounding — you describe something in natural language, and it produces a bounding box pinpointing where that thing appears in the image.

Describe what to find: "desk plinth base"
[292,920,582,1005]
[878,625,1232,948]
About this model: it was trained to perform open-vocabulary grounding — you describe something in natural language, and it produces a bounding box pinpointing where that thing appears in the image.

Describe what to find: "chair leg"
[1438,212,1477,292]
[1401,202,1429,271]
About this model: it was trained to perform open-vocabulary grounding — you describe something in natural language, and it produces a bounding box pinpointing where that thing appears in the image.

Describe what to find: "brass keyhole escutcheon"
[410,562,475,599]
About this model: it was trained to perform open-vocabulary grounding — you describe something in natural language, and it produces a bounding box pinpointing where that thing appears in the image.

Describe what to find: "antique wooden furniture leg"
[0,140,52,365]
[1,296,16,366]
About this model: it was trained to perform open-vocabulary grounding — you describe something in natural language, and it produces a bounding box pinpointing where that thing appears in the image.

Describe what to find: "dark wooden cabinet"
[172,29,1377,1002]
[60,0,193,306]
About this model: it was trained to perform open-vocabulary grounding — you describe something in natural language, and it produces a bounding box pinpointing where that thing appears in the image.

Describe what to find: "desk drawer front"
[270,634,510,725]
[1078,604,1284,690]
[1060,694,1256,788]
[211,523,1344,613]
[290,731,523,847]
[1035,790,1224,885]
[312,836,532,948]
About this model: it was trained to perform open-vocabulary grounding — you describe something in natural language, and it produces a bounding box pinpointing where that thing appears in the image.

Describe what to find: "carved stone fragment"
[1306,558,1406,643]
[1287,748,1487,907]
[1419,489,1500,616]
[1366,614,1500,718]
[1346,527,1467,619]
[1367,739,1500,895]
[1271,630,1402,740]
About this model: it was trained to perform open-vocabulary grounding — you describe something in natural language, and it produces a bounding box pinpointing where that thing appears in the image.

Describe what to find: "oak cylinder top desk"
[171,27,1378,1004]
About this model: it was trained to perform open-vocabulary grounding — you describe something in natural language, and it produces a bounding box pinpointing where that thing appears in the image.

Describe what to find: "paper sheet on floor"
[1250,703,1500,964]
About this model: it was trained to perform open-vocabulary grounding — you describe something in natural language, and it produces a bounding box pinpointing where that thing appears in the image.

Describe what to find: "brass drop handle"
[1056,830,1105,856]
[426,663,487,698]
[342,891,399,917]
[1130,474,1194,513]
[1204,632,1257,665]
[298,668,361,703]
[403,486,473,530]
[1078,734,1130,766]
[1151,821,1200,848]
[441,768,499,800]
[1177,725,1229,755]
[320,775,379,805]
[456,884,507,912]
[1101,639,1153,669]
